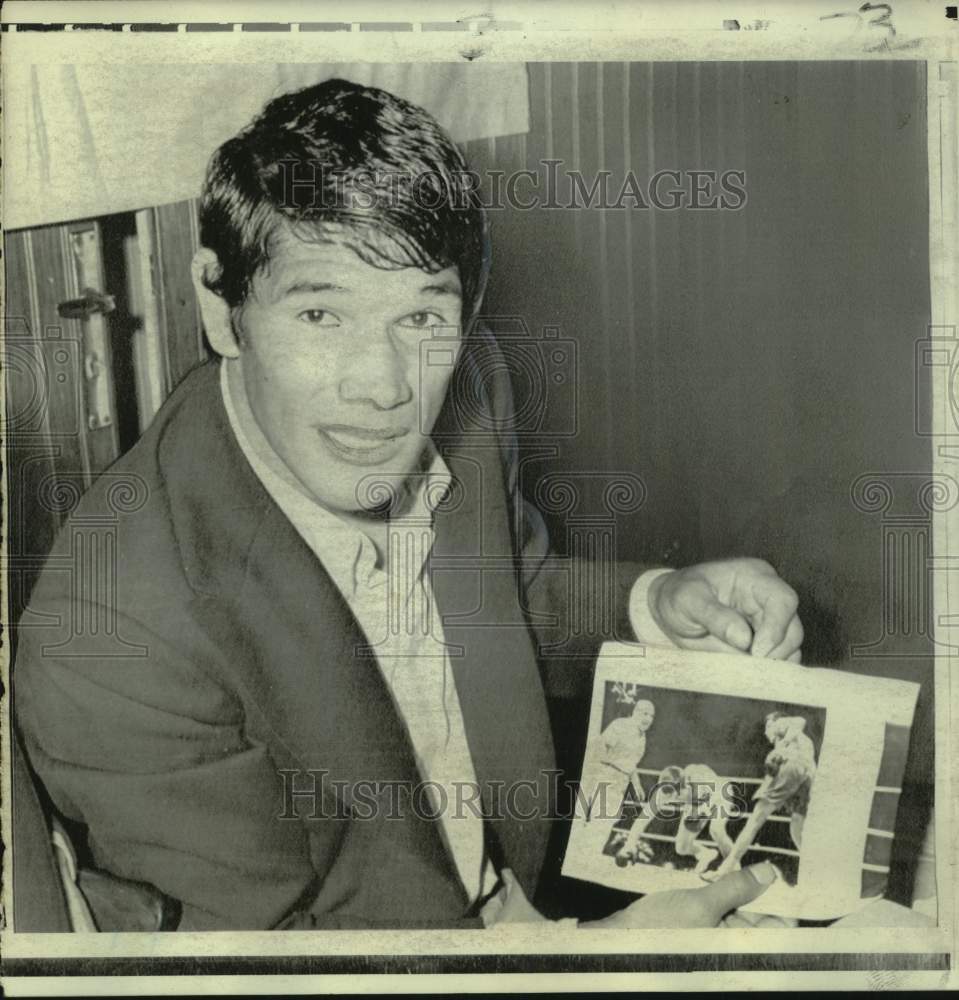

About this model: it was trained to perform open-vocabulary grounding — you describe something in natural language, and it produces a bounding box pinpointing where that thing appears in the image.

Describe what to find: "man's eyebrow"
[280,281,350,297]
[278,280,461,298]
[421,281,462,298]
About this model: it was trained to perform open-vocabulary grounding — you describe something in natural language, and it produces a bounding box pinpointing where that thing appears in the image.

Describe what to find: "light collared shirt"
[220,361,493,904]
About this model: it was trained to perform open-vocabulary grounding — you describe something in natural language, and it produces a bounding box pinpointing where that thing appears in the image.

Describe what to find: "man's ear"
[191,248,240,359]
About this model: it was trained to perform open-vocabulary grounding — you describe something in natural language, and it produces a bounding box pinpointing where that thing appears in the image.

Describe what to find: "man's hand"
[582,861,779,929]
[482,862,779,929]
[480,869,549,925]
[649,559,803,662]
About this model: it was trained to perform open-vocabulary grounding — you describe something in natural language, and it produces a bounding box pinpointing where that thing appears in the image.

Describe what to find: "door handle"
[57,288,116,321]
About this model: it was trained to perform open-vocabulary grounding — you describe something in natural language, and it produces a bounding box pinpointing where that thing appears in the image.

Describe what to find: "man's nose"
[338,334,413,410]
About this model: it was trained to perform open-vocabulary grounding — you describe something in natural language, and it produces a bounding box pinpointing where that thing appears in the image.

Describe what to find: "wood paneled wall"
[467,62,931,577]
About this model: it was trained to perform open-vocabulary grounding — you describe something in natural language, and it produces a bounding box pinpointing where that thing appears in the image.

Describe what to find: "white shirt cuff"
[628,568,679,647]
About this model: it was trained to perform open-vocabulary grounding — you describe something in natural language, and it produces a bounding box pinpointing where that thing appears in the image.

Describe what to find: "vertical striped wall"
[467,62,930,577]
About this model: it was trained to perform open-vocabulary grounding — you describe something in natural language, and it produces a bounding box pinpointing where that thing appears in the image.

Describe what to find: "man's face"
[633,702,655,732]
[233,231,463,513]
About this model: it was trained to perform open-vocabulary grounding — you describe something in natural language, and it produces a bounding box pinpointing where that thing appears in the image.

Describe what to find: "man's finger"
[765,616,805,661]
[756,915,799,928]
[750,586,800,658]
[695,862,779,922]
[786,648,803,664]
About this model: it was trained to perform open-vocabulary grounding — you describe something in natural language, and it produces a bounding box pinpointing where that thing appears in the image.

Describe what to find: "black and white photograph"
[564,644,917,921]
[0,0,956,995]
[585,686,826,889]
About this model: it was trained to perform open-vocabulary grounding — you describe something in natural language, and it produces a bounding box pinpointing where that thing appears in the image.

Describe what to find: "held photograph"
[564,645,919,922]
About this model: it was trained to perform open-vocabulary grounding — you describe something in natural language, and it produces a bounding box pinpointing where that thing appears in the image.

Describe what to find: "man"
[711,713,817,879]
[581,699,655,824]
[14,79,800,930]
[616,763,736,874]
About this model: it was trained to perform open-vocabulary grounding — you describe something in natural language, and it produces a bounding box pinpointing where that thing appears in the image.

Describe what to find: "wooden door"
[4,221,123,627]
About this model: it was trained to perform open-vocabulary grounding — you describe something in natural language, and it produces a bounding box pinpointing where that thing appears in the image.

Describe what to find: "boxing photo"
[564,644,919,922]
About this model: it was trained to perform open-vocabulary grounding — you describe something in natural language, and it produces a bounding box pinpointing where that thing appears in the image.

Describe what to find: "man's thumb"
[698,862,779,920]
[699,601,753,651]
[679,584,752,650]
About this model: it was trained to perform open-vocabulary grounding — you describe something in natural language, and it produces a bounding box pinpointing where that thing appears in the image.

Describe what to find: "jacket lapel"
[433,429,556,897]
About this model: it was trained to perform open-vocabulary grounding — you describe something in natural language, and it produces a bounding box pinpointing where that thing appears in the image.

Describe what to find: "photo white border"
[1,0,956,992]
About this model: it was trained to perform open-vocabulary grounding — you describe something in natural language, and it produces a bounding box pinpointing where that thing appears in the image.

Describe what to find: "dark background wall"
[465,61,930,572]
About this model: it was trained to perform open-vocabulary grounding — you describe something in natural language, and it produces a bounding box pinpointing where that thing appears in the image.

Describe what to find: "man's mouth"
[317,424,409,465]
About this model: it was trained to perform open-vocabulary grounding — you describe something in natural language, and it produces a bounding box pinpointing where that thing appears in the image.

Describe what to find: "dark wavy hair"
[198,78,490,319]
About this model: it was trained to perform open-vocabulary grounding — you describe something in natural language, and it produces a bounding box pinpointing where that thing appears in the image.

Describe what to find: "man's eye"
[298,309,340,326]
[397,311,444,330]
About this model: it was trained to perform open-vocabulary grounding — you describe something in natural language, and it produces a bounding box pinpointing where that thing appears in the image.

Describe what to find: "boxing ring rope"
[625,767,901,851]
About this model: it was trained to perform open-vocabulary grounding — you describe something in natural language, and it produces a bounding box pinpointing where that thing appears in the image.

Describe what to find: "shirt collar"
[219,360,450,597]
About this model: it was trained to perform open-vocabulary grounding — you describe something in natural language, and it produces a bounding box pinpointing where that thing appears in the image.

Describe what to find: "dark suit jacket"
[14,336,645,930]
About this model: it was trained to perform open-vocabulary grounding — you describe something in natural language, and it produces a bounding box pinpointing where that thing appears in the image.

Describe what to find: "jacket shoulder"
[26,364,228,616]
